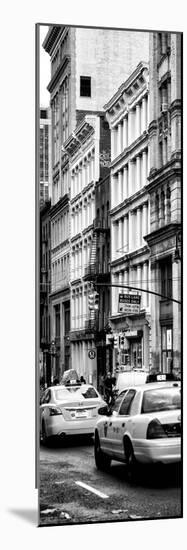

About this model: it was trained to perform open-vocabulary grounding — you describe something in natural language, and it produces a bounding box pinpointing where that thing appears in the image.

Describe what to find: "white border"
[1,0,186,548]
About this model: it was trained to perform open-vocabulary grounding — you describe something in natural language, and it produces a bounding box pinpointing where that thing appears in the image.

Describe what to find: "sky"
[40,24,50,107]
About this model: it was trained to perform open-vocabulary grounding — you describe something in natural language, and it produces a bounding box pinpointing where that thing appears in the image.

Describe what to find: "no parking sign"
[88,350,96,360]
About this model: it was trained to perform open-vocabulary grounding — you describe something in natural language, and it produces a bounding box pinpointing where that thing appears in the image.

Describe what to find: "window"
[111,390,128,413]
[160,258,172,299]
[80,76,91,97]
[119,389,136,415]
[141,387,180,414]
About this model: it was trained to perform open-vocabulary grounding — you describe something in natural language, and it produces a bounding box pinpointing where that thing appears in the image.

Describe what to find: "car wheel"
[41,420,48,445]
[124,438,137,483]
[94,432,111,471]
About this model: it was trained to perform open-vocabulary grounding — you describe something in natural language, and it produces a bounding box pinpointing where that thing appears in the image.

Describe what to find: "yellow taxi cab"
[94,379,181,481]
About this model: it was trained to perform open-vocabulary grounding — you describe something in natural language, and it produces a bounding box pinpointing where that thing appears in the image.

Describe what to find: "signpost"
[118,293,141,314]
[88,350,96,360]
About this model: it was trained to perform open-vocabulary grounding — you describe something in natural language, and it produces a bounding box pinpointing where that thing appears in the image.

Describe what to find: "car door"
[40,389,51,430]
[111,389,137,458]
[100,390,128,454]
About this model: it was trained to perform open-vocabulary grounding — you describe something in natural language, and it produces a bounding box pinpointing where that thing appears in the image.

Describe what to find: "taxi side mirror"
[98,405,109,415]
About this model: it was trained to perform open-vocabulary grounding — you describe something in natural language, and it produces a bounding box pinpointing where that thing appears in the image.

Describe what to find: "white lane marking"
[75,481,109,499]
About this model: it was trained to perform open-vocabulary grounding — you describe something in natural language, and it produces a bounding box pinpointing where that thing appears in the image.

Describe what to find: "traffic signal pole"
[92,282,181,305]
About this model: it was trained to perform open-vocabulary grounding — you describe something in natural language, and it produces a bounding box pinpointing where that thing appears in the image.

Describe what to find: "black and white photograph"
[37,22,182,528]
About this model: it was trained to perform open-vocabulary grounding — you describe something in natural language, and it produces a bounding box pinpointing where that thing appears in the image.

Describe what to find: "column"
[111,222,115,262]
[128,161,133,195]
[117,124,121,156]
[136,103,141,138]
[137,265,142,304]
[111,272,116,315]
[142,261,148,308]
[128,109,134,144]
[129,211,133,251]
[142,97,147,132]
[142,150,147,186]
[111,128,115,161]
[163,137,167,165]
[118,170,123,203]
[142,203,147,242]
[114,221,118,261]
[123,116,128,149]
[111,175,115,208]
[119,122,123,153]
[136,207,141,249]
[123,215,128,254]
[91,195,95,222]
[119,270,123,292]
[136,155,141,190]
[118,218,123,256]
[124,269,128,287]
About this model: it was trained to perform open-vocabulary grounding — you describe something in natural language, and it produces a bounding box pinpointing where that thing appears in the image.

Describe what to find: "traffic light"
[88,292,100,311]
[94,292,99,310]
[120,335,125,349]
[113,333,119,348]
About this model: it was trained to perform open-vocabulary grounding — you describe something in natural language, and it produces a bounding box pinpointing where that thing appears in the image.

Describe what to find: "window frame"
[80,76,91,97]
[118,389,136,416]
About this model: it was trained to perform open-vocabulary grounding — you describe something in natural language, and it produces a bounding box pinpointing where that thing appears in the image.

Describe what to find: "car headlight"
[146,418,166,439]
[49,407,63,416]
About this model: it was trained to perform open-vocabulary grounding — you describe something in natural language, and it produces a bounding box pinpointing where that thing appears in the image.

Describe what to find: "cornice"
[110,245,149,268]
[110,131,148,171]
[49,285,70,300]
[71,192,82,205]
[71,233,82,244]
[51,238,69,254]
[50,194,69,218]
[82,223,93,236]
[47,55,70,93]
[104,61,149,114]
[110,187,148,217]
[144,222,181,247]
[146,157,181,191]
[43,26,64,54]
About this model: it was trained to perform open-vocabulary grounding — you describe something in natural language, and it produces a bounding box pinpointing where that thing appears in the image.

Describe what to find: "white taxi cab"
[94,381,181,480]
[40,384,105,443]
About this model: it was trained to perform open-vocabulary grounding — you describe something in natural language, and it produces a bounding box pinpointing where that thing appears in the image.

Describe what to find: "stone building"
[40,107,51,206]
[43,25,149,382]
[105,61,151,373]
[144,32,182,377]
[40,200,52,386]
[63,113,110,387]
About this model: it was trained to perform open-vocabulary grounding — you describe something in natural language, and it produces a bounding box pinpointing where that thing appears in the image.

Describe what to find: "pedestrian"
[104,371,113,403]
[53,377,59,386]
[80,375,86,384]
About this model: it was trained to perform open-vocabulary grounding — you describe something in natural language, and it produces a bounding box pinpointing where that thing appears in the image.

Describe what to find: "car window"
[42,390,51,404]
[141,387,181,414]
[111,390,128,413]
[54,389,73,400]
[118,389,136,416]
[77,387,99,399]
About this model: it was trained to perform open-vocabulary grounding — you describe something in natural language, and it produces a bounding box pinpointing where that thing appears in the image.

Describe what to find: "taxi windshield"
[141,387,181,414]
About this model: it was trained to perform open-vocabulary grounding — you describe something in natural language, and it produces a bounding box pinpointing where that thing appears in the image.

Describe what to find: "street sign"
[88,350,96,360]
[118,293,141,314]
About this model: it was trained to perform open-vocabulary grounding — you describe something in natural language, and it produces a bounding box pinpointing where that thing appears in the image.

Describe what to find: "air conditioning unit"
[161,103,168,113]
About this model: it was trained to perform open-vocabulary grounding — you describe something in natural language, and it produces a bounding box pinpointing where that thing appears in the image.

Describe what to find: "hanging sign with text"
[118,293,141,315]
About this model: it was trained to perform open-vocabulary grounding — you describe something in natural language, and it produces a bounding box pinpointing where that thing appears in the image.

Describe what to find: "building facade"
[105,62,151,374]
[63,114,110,387]
[40,200,51,386]
[40,107,51,206]
[145,32,182,377]
[43,25,149,383]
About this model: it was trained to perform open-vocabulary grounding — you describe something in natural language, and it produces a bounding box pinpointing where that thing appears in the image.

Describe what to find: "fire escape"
[84,215,110,332]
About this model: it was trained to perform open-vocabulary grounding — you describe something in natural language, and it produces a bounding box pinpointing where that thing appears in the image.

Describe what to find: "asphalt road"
[39,436,182,527]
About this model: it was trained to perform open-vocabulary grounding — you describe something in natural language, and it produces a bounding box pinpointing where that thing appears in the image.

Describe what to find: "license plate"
[75,410,88,418]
